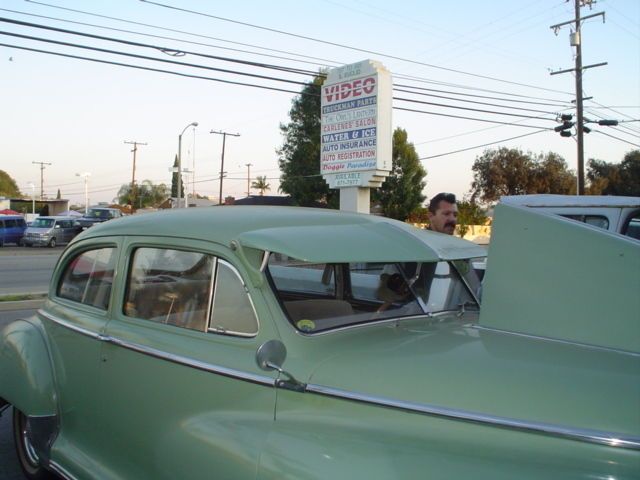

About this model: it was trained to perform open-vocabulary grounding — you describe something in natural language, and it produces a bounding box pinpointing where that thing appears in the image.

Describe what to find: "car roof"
[79,206,486,262]
[500,194,640,208]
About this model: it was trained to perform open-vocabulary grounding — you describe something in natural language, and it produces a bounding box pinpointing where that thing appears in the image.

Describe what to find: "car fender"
[0,318,57,415]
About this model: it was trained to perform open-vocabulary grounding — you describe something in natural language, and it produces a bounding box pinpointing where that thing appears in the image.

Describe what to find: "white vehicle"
[500,195,640,241]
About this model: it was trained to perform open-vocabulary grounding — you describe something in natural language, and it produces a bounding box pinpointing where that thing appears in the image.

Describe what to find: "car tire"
[12,408,56,480]
[48,238,56,248]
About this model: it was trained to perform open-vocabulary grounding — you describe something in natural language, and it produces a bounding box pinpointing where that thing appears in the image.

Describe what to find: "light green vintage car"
[1,204,638,479]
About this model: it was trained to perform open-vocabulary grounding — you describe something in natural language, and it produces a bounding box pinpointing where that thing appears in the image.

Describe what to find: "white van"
[500,195,640,241]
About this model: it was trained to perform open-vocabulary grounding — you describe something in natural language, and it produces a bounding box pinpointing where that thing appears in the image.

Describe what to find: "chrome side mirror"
[256,339,287,372]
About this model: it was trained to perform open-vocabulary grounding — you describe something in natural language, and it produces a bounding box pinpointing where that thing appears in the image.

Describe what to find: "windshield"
[31,218,54,228]
[267,254,480,334]
[87,209,112,219]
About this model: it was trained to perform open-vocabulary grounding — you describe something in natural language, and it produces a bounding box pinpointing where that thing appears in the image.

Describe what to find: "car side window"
[561,214,609,230]
[5,219,16,228]
[57,248,117,310]
[622,212,640,241]
[209,260,259,336]
[124,248,215,332]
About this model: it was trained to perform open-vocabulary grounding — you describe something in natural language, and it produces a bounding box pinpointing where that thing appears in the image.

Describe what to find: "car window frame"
[51,239,121,316]
[119,240,261,339]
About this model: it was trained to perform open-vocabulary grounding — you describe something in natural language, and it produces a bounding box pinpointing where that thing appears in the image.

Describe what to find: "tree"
[278,74,338,207]
[170,155,184,199]
[456,198,489,238]
[0,170,21,197]
[116,180,170,208]
[251,176,271,196]
[587,150,640,196]
[373,128,427,221]
[470,147,575,203]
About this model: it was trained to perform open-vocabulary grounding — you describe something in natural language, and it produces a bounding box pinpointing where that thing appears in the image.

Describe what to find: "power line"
[139,0,574,96]
[14,3,577,104]
[0,30,313,87]
[0,42,309,95]
[418,129,549,160]
[394,106,553,129]
[0,7,341,69]
[595,130,640,148]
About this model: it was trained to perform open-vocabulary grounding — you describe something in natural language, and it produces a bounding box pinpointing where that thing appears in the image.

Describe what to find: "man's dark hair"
[428,193,456,214]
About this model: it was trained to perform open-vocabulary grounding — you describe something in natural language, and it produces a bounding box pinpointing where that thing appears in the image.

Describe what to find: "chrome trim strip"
[48,460,77,480]
[39,311,102,340]
[305,384,640,450]
[42,311,275,387]
[473,325,640,357]
[260,250,270,273]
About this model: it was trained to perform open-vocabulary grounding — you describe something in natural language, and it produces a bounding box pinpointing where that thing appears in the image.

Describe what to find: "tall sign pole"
[321,60,392,213]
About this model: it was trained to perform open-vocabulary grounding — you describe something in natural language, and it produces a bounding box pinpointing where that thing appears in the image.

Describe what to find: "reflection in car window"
[124,248,214,332]
[268,256,478,334]
[57,248,117,310]
[32,218,55,228]
[209,260,258,336]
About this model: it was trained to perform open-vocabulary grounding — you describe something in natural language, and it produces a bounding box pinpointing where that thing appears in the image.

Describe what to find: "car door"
[96,237,279,479]
[41,238,121,471]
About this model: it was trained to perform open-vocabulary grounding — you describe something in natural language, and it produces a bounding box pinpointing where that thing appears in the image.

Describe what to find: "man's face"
[428,201,458,235]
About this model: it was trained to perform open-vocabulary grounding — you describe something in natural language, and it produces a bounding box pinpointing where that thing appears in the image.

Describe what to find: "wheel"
[12,408,56,480]
[48,238,56,248]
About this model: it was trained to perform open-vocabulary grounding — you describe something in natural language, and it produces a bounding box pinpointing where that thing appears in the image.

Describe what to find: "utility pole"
[550,0,605,195]
[210,130,240,205]
[32,161,52,199]
[245,163,252,197]
[124,140,147,211]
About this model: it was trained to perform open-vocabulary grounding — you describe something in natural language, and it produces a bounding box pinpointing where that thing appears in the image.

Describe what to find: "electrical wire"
[0,42,309,95]
[594,130,640,148]
[139,0,575,96]
[394,106,552,129]
[418,129,549,160]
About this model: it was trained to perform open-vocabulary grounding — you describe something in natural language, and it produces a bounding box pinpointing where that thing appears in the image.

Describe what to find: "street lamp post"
[27,182,35,215]
[178,122,198,208]
[75,172,91,214]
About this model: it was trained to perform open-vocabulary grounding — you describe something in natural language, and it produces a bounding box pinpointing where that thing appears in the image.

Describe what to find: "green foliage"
[170,155,185,199]
[471,147,575,203]
[457,198,489,237]
[0,170,21,197]
[278,74,338,208]
[406,207,429,224]
[117,180,170,208]
[373,128,427,221]
[251,176,271,196]
[587,150,640,196]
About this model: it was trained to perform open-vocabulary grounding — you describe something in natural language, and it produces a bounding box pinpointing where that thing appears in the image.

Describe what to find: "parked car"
[74,207,122,229]
[500,194,640,240]
[0,214,27,246]
[22,216,82,248]
[0,205,637,479]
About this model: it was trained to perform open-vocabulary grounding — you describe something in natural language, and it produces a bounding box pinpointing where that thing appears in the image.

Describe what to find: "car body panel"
[481,203,640,353]
[0,318,56,415]
[1,206,638,479]
[23,216,81,247]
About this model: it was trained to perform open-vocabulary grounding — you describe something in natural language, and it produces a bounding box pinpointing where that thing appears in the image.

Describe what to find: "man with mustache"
[426,192,458,235]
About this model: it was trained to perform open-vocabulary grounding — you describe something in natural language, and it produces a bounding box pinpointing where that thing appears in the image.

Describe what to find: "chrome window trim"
[208,259,260,337]
[41,311,274,387]
[473,325,640,357]
[305,384,640,451]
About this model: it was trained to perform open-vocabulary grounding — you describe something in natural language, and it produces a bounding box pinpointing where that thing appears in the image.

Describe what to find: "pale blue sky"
[1,0,638,205]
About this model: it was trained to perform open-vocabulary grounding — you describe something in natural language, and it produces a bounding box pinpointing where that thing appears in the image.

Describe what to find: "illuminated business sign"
[321,60,392,189]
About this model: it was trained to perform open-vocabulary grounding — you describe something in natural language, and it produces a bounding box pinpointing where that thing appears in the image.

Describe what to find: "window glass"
[5,219,17,228]
[268,253,335,297]
[210,261,258,336]
[623,214,640,241]
[57,248,117,310]
[124,248,214,332]
[561,214,609,230]
[32,218,54,228]
[268,256,478,334]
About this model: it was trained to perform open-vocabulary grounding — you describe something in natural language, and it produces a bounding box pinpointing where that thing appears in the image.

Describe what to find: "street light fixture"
[177,122,198,208]
[75,172,91,215]
[27,182,35,215]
